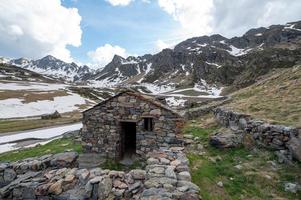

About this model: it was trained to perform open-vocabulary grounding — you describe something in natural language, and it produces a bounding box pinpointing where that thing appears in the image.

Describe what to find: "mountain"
[8,55,93,82]
[0,63,58,83]
[84,20,301,93]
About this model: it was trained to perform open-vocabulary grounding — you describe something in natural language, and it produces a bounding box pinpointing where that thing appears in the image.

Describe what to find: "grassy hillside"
[224,65,301,127]
[185,115,301,200]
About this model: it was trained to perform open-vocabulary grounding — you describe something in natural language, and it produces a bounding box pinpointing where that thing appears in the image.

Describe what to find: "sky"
[0,0,301,69]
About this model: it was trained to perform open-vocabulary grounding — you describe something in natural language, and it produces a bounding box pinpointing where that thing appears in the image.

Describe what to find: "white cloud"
[87,44,128,68]
[158,0,301,39]
[155,39,176,52]
[158,0,214,38]
[0,0,82,62]
[105,0,134,6]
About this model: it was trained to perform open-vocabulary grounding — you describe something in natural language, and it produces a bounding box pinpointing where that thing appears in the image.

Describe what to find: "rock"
[177,181,199,192]
[41,110,61,120]
[113,179,128,189]
[176,165,189,173]
[147,158,160,165]
[3,168,16,184]
[177,171,191,181]
[98,175,112,199]
[160,157,171,165]
[179,192,199,200]
[177,186,189,192]
[89,167,103,178]
[275,150,292,164]
[108,170,125,178]
[144,179,160,188]
[129,169,146,180]
[64,174,75,183]
[112,188,125,196]
[35,183,51,196]
[48,180,63,195]
[217,181,223,187]
[76,168,90,184]
[89,176,103,184]
[234,164,242,170]
[170,160,181,167]
[209,130,243,148]
[165,166,177,179]
[50,152,78,168]
[13,185,36,199]
[287,136,301,161]
[284,182,299,193]
[183,134,194,139]
[149,166,165,174]
[128,181,142,192]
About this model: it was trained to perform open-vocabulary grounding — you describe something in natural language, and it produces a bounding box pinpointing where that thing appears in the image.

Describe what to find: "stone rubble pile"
[212,107,301,162]
[0,148,200,200]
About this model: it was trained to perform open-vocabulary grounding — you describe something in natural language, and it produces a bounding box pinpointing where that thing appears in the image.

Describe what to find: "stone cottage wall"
[81,92,184,159]
[213,107,301,162]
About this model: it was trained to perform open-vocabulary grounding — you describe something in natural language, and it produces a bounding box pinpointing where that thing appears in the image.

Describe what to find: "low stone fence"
[0,148,200,200]
[213,107,301,162]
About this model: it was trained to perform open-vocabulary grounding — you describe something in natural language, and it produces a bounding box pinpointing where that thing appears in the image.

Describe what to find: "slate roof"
[83,90,183,118]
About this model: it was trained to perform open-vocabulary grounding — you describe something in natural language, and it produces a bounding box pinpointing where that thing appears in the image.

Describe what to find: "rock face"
[0,148,200,200]
[213,107,301,162]
[83,20,301,91]
[81,91,184,160]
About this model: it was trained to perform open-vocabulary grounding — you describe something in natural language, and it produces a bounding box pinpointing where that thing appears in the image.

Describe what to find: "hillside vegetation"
[185,115,301,200]
[225,65,301,127]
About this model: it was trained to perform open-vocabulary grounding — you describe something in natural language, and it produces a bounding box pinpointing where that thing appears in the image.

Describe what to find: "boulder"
[209,130,243,148]
[98,175,112,199]
[287,136,301,161]
[50,152,78,168]
[3,168,16,185]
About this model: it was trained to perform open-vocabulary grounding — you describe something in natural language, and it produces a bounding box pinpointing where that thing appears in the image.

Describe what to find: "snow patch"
[284,23,301,32]
[0,93,89,119]
[0,81,68,91]
[205,61,222,68]
[166,97,186,107]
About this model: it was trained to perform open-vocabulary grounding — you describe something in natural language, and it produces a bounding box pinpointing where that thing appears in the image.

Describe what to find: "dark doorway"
[120,122,136,159]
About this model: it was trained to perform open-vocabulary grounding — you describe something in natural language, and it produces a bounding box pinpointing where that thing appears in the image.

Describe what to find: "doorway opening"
[119,122,136,160]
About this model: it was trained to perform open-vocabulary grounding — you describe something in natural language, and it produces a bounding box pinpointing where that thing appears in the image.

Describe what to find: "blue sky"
[1,0,301,69]
[63,0,179,64]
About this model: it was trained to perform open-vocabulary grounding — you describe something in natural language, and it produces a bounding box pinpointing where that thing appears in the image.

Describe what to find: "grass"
[171,89,210,96]
[0,112,82,133]
[185,115,301,200]
[225,66,301,127]
[0,138,82,162]
[0,90,69,102]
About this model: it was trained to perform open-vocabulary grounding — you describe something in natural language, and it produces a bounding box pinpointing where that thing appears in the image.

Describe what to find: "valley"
[0,19,300,199]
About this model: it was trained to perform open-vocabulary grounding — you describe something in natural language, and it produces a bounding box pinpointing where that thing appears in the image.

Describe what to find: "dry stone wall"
[0,148,200,200]
[213,107,301,162]
[81,92,184,159]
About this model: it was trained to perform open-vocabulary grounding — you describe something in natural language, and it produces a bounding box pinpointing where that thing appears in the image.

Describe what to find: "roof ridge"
[83,90,183,118]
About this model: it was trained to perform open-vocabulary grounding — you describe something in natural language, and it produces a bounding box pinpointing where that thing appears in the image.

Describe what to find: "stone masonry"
[81,91,184,160]
[213,107,301,162]
[0,148,200,200]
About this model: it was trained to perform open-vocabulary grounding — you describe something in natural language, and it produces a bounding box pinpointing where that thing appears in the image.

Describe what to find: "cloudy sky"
[1,0,301,68]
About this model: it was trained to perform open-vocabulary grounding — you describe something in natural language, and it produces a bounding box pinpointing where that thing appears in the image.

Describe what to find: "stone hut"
[81,90,184,160]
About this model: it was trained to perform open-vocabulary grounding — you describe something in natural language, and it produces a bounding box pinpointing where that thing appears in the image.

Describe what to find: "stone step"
[77,153,106,169]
